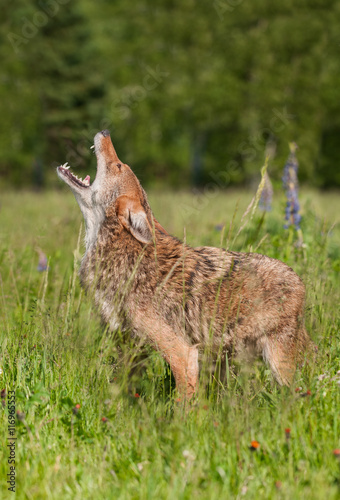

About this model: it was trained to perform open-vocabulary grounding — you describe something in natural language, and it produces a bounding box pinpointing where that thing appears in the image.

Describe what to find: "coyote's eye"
[117,163,122,170]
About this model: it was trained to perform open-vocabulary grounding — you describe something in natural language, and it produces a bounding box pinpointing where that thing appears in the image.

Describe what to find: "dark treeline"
[1,0,340,188]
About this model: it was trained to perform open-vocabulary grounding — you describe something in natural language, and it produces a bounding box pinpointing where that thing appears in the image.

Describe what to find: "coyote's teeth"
[90,145,95,150]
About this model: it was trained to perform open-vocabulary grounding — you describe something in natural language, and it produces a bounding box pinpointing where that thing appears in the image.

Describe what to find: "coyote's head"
[57,130,153,248]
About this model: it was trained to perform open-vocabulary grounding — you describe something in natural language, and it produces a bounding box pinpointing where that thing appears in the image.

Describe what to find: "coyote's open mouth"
[57,130,119,198]
[58,163,91,188]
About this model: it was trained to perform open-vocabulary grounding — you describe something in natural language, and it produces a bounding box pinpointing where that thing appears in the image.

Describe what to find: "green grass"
[0,187,340,499]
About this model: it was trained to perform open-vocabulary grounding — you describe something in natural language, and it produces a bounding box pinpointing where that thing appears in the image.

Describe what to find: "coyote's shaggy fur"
[57,130,313,398]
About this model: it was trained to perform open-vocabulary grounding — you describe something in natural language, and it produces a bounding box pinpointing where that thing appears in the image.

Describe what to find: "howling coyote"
[57,130,313,398]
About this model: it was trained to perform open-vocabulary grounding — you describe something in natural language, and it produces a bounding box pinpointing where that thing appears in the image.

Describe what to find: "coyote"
[57,130,313,398]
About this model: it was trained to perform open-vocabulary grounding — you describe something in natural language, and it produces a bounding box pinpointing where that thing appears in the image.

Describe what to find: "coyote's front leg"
[133,308,199,399]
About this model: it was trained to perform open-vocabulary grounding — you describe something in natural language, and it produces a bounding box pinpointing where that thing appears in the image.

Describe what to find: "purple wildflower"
[259,171,273,212]
[282,143,301,230]
[36,249,48,271]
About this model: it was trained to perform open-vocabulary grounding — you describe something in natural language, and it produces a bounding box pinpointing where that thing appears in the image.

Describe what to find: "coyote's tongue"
[84,175,90,184]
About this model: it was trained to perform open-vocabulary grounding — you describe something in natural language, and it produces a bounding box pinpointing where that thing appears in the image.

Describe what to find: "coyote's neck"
[81,204,105,252]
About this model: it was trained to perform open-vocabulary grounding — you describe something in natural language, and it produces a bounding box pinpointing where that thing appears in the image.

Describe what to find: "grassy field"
[0,187,340,499]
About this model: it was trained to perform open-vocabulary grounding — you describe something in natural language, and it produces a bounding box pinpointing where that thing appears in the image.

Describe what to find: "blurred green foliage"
[1,0,340,187]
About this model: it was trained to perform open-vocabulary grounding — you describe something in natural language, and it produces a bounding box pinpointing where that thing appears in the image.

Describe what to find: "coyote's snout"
[57,130,313,398]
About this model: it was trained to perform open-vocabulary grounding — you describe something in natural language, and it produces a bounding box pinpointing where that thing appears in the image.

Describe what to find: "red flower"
[101,417,108,423]
[285,428,291,438]
[72,404,81,415]
[134,393,140,398]
[16,411,25,421]
[333,449,340,457]
[250,440,260,450]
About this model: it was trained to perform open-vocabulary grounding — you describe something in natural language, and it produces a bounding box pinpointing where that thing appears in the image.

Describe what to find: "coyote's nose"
[94,130,121,163]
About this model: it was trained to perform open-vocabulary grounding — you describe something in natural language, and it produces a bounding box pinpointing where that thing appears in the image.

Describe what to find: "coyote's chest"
[95,289,123,331]
[80,241,140,332]
[80,264,128,331]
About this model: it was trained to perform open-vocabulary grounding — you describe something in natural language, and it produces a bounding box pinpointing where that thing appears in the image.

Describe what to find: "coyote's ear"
[116,195,153,244]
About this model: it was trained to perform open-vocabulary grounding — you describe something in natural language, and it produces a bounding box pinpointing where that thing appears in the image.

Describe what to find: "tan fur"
[57,130,314,398]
